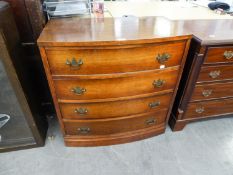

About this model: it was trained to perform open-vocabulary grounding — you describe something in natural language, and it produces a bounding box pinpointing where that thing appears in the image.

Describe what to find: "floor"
[0,117,233,175]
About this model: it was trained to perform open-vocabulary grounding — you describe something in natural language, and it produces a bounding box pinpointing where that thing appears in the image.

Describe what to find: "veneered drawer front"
[191,82,233,101]
[205,46,233,64]
[46,41,186,75]
[54,68,179,100]
[60,93,172,119]
[184,98,233,119]
[197,65,233,83]
[64,110,167,135]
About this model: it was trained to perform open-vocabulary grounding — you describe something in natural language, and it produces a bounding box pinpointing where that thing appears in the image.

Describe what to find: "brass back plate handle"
[71,87,86,95]
[66,58,83,69]
[224,51,233,60]
[78,127,90,134]
[156,53,171,64]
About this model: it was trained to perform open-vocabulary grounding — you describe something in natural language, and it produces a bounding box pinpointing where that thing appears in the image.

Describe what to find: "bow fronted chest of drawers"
[38,17,191,146]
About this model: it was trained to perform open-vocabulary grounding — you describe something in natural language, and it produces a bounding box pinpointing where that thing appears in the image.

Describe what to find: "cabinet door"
[0,58,35,149]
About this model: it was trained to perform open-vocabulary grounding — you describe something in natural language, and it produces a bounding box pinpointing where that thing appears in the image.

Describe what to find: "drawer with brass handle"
[197,65,233,83]
[45,41,186,76]
[184,98,233,119]
[204,46,233,64]
[63,110,167,136]
[191,81,233,101]
[60,93,172,119]
[54,68,179,100]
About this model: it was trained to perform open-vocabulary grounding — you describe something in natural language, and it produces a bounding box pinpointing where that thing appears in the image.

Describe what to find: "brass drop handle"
[66,58,83,68]
[75,108,88,116]
[156,53,171,64]
[71,87,86,95]
[153,79,165,88]
[209,70,221,79]
[202,90,212,97]
[149,101,160,108]
[145,118,156,125]
[195,106,205,114]
[223,51,233,60]
[78,127,90,134]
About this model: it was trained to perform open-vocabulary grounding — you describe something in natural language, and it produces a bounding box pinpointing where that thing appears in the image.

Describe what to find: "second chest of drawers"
[170,39,233,131]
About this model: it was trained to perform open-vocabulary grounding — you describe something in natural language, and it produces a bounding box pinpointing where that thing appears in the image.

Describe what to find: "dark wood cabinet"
[0,1,47,152]
[170,38,233,131]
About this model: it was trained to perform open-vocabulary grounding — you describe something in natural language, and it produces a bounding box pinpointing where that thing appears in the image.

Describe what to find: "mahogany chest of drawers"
[38,17,191,146]
[170,38,233,131]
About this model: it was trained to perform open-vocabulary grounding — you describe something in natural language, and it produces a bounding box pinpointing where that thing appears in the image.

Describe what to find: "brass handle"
[195,106,205,114]
[202,90,212,97]
[153,79,165,88]
[145,118,156,125]
[71,87,86,95]
[75,108,88,116]
[223,51,233,60]
[78,127,90,134]
[209,70,221,79]
[156,53,171,64]
[149,101,160,108]
[66,58,83,68]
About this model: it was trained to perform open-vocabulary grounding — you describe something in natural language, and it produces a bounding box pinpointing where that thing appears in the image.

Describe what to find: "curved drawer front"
[205,46,233,64]
[54,68,179,100]
[191,82,233,101]
[184,98,233,119]
[46,41,186,75]
[197,65,233,83]
[60,93,172,119]
[63,110,167,136]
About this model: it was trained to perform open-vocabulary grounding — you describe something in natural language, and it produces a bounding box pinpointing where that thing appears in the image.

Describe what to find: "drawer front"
[46,41,186,75]
[205,46,233,64]
[64,110,167,135]
[60,93,172,119]
[191,82,233,101]
[197,65,233,83]
[54,68,179,100]
[184,98,233,119]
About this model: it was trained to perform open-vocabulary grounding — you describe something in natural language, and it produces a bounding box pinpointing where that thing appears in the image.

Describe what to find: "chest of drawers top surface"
[37,17,233,47]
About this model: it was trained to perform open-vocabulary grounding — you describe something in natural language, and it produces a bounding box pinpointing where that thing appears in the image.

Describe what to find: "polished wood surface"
[64,110,167,135]
[54,68,179,100]
[38,17,192,47]
[197,65,233,83]
[184,98,233,120]
[60,93,172,119]
[38,17,233,47]
[205,46,233,64]
[191,81,233,102]
[46,41,185,75]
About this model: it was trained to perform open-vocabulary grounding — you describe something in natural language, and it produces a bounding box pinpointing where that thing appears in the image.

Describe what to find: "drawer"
[197,65,233,83]
[60,93,172,119]
[46,41,186,75]
[205,46,233,64]
[191,81,233,101]
[63,110,167,135]
[184,98,233,119]
[54,68,179,100]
